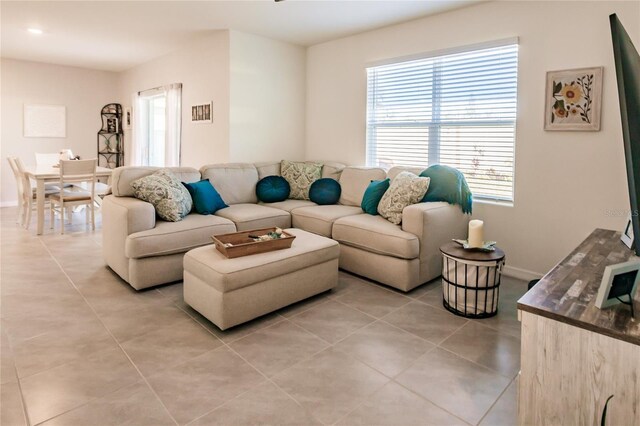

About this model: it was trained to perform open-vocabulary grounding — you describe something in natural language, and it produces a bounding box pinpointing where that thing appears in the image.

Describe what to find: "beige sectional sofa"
[102,161,467,291]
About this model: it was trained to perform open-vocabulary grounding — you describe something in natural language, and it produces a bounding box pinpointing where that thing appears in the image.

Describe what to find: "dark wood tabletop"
[517,228,640,346]
[439,241,505,262]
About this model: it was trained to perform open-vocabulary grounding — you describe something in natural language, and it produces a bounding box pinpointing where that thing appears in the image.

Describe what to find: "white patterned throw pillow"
[378,171,430,225]
[281,160,322,200]
[131,169,193,222]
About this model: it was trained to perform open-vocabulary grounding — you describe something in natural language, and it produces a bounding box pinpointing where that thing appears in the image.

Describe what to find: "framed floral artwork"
[544,67,603,131]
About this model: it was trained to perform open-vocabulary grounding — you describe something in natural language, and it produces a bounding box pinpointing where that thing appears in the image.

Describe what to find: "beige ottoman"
[183,228,340,330]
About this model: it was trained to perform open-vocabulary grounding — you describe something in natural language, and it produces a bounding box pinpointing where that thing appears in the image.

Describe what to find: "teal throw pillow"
[309,178,341,205]
[182,179,228,215]
[256,176,290,203]
[361,178,390,215]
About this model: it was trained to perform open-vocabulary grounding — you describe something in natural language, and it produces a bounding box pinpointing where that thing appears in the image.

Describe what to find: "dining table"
[23,165,113,235]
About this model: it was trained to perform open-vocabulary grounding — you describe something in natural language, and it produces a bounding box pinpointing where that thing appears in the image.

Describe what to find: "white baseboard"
[0,201,18,208]
[502,265,543,282]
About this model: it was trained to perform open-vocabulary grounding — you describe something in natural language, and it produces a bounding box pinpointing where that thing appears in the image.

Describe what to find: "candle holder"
[452,239,497,252]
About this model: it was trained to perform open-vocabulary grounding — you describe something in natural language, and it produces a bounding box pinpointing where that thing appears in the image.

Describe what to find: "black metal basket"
[441,254,505,318]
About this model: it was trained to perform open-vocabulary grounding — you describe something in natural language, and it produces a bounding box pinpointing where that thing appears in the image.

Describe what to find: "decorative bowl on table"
[452,239,497,252]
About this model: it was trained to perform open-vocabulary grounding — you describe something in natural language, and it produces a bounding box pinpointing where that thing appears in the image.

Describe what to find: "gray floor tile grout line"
[475,375,517,426]
[4,211,521,425]
[13,371,31,426]
[181,317,331,426]
[0,303,32,426]
[329,349,473,426]
[436,323,520,381]
[152,273,514,424]
[172,291,433,426]
[34,237,180,426]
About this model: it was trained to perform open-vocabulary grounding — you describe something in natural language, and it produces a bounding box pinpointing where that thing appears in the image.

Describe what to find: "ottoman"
[183,228,340,330]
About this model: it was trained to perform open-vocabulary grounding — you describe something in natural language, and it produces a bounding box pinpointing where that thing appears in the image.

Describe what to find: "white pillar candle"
[468,219,484,248]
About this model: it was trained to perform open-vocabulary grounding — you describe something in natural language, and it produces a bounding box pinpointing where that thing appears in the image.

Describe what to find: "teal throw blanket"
[420,165,473,214]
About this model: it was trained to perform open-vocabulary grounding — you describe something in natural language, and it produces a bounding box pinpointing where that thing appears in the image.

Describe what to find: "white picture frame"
[191,102,213,123]
[23,104,66,137]
[621,214,634,249]
[544,67,603,131]
[595,260,640,309]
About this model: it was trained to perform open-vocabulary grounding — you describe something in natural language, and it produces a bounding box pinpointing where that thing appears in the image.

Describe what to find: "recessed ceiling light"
[27,28,43,35]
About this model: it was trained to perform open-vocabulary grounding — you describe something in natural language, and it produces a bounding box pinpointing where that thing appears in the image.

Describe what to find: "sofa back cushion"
[387,166,424,181]
[255,161,281,179]
[338,166,387,206]
[254,160,347,181]
[111,166,201,197]
[321,162,346,180]
[200,163,259,205]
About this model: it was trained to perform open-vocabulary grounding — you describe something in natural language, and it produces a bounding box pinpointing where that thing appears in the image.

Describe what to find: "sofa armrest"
[103,195,156,235]
[102,195,156,283]
[402,202,468,282]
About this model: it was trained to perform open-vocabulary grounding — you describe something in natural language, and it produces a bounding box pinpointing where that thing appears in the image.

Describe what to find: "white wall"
[229,31,306,162]
[305,1,640,277]
[0,58,118,205]
[117,31,231,168]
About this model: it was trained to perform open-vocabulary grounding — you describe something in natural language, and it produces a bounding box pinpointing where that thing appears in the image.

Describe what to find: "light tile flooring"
[1,207,524,425]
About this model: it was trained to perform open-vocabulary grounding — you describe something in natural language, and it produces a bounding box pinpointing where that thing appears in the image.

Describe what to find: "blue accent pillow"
[182,179,228,215]
[309,178,341,205]
[361,178,390,215]
[256,175,290,203]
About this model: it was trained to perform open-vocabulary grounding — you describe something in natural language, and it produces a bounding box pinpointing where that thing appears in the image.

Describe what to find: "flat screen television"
[610,13,640,255]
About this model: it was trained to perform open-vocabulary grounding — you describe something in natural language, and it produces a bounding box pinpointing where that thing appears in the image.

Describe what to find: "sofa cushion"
[200,163,259,205]
[260,200,317,212]
[387,166,424,181]
[338,167,387,206]
[183,179,228,215]
[255,161,281,179]
[125,214,236,259]
[215,204,291,231]
[333,215,419,259]
[131,170,193,222]
[256,176,290,203]
[291,205,362,237]
[111,166,201,197]
[309,178,341,205]
[320,162,346,180]
[378,172,430,225]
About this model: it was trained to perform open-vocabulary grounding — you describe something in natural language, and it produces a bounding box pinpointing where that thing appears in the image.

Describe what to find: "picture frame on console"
[621,213,634,249]
[595,260,639,317]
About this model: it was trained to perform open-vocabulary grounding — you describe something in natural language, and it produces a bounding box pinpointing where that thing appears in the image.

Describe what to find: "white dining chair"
[8,157,60,229]
[49,159,97,234]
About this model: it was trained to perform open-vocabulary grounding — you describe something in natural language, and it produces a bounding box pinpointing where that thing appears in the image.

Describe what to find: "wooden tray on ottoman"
[211,227,296,258]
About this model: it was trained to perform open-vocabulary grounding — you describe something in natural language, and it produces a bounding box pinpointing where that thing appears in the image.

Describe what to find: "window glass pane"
[366,43,518,202]
[139,93,166,167]
[149,96,166,167]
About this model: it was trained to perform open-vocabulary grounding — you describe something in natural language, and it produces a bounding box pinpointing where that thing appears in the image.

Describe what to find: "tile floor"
[0,207,524,425]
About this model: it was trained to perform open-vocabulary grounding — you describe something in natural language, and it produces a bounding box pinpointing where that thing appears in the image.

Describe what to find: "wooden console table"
[517,228,640,425]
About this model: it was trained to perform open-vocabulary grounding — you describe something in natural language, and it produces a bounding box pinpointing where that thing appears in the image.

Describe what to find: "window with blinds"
[366,41,519,202]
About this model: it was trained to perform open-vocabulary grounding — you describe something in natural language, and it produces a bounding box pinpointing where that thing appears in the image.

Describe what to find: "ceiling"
[0,1,479,72]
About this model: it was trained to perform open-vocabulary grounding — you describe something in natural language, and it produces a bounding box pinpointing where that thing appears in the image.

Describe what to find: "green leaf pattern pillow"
[131,169,193,222]
[280,160,322,200]
[378,171,430,225]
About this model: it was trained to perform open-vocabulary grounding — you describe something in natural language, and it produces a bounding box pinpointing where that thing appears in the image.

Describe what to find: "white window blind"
[366,42,519,202]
